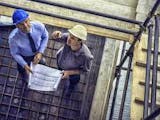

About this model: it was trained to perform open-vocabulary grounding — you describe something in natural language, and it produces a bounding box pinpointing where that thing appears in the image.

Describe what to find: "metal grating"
[0,24,105,120]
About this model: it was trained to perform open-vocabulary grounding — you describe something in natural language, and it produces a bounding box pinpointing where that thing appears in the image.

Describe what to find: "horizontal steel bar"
[0,2,136,35]
[30,0,142,25]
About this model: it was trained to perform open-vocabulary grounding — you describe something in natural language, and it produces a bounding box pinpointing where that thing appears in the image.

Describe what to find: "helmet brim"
[14,16,29,25]
[68,29,86,41]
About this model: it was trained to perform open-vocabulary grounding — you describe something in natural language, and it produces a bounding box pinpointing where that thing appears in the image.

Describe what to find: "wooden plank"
[81,34,106,120]
[89,39,120,120]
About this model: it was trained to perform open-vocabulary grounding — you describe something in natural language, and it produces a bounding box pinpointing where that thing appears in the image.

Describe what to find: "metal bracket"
[114,66,121,78]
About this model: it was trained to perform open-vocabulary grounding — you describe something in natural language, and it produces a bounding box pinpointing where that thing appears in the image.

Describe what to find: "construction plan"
[28,62,62,91]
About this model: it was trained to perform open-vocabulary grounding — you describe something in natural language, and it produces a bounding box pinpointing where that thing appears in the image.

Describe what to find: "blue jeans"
[68,74,80,90]
[58,67,80,89]
[65,74,80,97]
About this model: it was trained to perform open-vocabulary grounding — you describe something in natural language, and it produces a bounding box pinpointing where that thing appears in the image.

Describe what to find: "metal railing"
[144,14,160,120]
[143,22,153,119]
[109,0,160,119]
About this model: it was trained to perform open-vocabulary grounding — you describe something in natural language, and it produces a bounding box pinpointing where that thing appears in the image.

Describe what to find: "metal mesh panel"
[0,25,104,120]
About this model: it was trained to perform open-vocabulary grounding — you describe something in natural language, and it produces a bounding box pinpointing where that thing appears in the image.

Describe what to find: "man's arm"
[33,23,48,64]
[37,23,49,54]
[80,56,93,73]
[52,31,68,43]
[9,38,27,68]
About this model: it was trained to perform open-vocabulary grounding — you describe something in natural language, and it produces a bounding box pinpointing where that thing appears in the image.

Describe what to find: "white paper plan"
[28,63,62,91]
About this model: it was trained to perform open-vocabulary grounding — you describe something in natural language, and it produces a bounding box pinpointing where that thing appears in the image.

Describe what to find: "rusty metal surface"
[0,25,105,120]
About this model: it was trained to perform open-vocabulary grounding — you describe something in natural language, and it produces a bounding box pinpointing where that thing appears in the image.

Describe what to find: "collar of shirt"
[73,44,85,57]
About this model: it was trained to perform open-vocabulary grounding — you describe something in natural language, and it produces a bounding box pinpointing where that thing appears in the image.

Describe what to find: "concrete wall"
[136,0,159,21]
[105,0,138,8]
[0,16,11,23]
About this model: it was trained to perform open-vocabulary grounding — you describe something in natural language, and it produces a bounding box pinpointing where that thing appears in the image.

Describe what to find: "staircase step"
[142,48,160,55]
[139,80,160,89]
[135,97,160,107]
[136,61,160,71]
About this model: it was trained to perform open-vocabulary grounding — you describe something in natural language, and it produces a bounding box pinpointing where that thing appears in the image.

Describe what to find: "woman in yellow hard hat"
[52,25,93,97]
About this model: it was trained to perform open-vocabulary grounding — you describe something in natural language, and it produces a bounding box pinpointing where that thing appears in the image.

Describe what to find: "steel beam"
[0,2,136,35]
[30,0,142,25]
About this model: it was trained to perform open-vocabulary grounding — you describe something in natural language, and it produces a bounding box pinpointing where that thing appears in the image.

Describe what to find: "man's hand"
[61,70,80,79]
[33,53,42,64]
[52,31,62,39]
[61,70,70,79]
[24,64,32,75]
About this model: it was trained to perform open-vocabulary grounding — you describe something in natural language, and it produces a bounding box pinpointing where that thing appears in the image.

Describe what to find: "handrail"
[143,23,153,119]
[151,15,159,116]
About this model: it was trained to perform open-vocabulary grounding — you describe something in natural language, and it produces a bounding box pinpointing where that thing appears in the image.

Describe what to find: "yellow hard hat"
[68,25,87,41]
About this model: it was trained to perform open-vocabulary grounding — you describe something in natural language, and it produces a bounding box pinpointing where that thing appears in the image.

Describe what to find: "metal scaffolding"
[0,0,160,119]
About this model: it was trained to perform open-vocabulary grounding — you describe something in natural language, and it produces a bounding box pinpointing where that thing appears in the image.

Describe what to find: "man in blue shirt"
[9,9,49,81]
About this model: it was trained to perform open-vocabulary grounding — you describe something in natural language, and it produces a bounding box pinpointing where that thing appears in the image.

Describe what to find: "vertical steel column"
[151,15,159,115]
[118,51,133,120]
[143,23,153,119]
[109,42,126,120]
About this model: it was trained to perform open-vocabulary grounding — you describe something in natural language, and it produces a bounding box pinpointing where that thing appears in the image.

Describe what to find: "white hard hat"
[68,25,87,41]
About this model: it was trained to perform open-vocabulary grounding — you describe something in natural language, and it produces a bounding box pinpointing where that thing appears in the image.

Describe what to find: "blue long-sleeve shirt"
[9,21,49,68]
